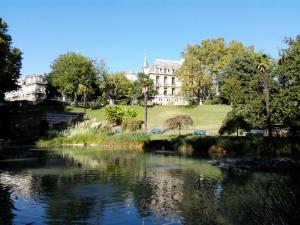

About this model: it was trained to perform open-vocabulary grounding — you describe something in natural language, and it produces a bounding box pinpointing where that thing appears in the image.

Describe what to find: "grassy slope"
[66,105,231,135]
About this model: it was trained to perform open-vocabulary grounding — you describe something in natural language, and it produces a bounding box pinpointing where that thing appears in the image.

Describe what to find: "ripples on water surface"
[0,148,299,225]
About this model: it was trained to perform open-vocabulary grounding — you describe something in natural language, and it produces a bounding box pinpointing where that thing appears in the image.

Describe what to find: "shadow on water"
[0,183,14,225]
[0,147,300,225]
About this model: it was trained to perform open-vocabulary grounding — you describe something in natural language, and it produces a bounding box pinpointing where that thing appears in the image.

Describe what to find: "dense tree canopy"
[50,52,97,105]
[177,38,252,104]
[0,18,22,100]
[220,35,300,135]
[131,73,156,103]
[99,72,133,105]
[275,36,300,128]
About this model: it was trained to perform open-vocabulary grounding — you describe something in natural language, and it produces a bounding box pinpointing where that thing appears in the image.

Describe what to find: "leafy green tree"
[99,72,133,105]
[220,52,268,128]
[275,35,300,133]
[177,38,252,104]
[0,18,22,100]
[131,73,156,102]
[219,112,251,136]
[50,52,97,110]
[164,115,193,135]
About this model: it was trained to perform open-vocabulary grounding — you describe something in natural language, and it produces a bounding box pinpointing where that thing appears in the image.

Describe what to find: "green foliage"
[220,52,271,128]
[165,115,193,135]
[50,52,97,102]
[104,105,125,125]
[274,36,300,127]
[37,119,150,147]
[124,108,140,119]
[131,73,156,102]
[121,118,142,132]
[0,18,22,100]
[219,112,251,136]
[104,105,140,126]
[99,72,133,105]
[177,38,252,104]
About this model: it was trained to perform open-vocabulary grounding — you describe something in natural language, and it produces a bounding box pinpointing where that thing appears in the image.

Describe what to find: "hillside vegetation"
[67,104,231,135]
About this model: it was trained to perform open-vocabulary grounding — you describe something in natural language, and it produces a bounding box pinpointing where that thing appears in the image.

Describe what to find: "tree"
[136,72,155,130]
[0,18,22,100]
[177,38,252,104]
[50,52,97,111]
[258,54,272,136]
[99,72,133,105]
[165,115,193,135]
[220,52,268,128]
[275,35,300,134]
[219,112,251,136]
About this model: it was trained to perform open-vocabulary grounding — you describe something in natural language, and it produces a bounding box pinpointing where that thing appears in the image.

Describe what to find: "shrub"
[104,105,125,125]
[121,118,142,132]
[124,108,140,119]
[104,106,140,126]
[219,112,251,136]
[165,115,193,135]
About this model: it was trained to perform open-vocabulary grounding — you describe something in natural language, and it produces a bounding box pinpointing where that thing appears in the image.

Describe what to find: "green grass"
[66,104,231,135]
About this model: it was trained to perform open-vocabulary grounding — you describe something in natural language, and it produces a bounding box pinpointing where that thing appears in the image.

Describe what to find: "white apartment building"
[142,55,189,105]
[5,75,47,101]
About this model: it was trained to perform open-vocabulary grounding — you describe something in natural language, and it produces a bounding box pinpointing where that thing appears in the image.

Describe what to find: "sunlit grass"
[67,104,231,133]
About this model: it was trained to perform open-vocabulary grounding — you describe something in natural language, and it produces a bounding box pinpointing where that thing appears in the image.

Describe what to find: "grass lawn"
[67,104,231,135]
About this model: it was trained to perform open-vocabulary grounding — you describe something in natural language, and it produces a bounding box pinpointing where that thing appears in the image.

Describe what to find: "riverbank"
[36,134,300,157]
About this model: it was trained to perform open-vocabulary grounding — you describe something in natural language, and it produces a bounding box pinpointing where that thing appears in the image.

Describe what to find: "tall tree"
[221,52,267,128]
[99,72,133,105]
[50,52,97,110]
[258,54,272,136]
[0,18,22,100]
[275,35,300,134]
[177,38,252,104]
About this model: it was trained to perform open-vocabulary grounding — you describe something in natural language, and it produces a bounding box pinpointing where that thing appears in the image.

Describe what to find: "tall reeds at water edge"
[37,119,150,149]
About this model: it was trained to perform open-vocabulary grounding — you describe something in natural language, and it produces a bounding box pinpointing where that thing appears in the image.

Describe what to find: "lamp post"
[142,86,148,130]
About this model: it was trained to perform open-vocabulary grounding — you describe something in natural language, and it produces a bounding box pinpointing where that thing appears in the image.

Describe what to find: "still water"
[0,148,299,225]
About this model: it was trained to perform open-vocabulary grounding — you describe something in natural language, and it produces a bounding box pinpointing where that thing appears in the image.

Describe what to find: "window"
[164,76,167,84]
[156,87,159,93]
[164,68,167,73]
[164,88,167,95]
[172,88,175,95]
[172,77,175,85]
[156,76,159,84]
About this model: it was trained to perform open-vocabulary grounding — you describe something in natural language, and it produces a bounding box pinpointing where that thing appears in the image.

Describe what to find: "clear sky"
[1,0,299,75]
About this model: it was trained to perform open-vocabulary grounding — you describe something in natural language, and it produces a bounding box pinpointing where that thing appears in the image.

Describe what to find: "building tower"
[142,51,150,74]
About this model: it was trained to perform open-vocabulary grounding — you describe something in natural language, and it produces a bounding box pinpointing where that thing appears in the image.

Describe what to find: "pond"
[0,147,299,225]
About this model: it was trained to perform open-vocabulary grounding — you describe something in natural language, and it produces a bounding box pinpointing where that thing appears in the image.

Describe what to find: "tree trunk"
[263,73,271,137]
[83,92,87,114]
[144,92,148,130]
[74,93,78,106]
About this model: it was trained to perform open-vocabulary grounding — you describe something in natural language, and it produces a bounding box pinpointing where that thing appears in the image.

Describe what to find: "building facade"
[5,75,47,101]
[142,55,188,105]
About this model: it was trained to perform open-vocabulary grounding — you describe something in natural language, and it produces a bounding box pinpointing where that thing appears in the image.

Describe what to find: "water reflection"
[0,147,299,225]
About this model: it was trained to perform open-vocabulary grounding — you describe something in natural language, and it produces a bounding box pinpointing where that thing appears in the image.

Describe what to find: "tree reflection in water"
[1,148,300,225]
[0,183,15,225]
[221,172,300,225]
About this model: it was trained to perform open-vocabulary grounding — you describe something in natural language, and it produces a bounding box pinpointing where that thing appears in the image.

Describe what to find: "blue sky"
[1,0,299,75]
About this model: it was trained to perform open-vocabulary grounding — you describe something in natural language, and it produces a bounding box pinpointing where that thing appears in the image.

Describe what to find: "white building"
[125,69,138,82]
[142,55,188,105]
[5,75,47,101]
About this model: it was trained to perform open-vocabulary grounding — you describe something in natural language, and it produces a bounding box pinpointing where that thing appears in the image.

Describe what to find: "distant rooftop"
[154,59,183,64]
